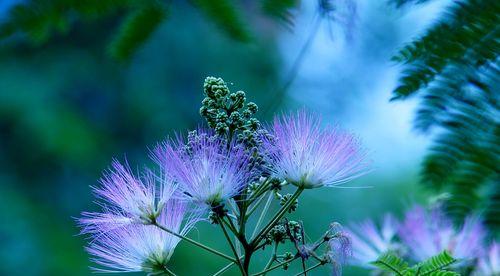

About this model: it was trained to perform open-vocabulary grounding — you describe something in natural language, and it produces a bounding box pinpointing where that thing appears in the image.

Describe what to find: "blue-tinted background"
[0,1,448,275]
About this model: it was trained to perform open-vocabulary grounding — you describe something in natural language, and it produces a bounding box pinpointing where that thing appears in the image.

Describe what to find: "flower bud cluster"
[282,252,294,270]
[200,77,270,172]
[276,192,299,213]
[287,220,303,242]
[266,223,288,244]
[265,220,303,245]
[200,77,259,136]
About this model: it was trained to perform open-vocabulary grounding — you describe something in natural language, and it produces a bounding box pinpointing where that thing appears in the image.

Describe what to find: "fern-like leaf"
[371,253,409,275]
[393,0,500,231]
[413,251,456,275]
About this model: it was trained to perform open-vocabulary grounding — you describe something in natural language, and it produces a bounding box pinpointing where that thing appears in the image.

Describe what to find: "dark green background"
[0,1,440,275]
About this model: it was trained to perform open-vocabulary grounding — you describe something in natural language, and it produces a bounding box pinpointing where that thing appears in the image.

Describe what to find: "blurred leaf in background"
[0,0,303,61]
[0,1,282,274]
[392,0,500,234]
[1,0,494,275]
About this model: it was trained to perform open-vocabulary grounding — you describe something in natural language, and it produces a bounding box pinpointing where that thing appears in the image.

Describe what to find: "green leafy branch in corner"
[372,251,459,276]
[392,0,500,232]
[0,0,301,61]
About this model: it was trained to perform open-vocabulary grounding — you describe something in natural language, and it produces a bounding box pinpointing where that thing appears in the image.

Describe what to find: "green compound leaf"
[371,253,409,275]
[413,250,457,276]
[392,0,500,232]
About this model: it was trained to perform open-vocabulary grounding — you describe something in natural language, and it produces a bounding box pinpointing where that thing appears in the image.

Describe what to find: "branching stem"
[251,187,304,247]
[294,262,324,276]
[153,221,236,263]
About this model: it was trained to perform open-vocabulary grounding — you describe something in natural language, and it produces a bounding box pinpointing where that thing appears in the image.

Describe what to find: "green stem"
[212,255,246,276]
[153,222,236,263]
[245,192,266,218]
[251,187,304,247]
[261,243,278,276]
[251,256,299,276]
[293,262,324,276]
[250,192,273,239]
[221,216,239,236]
[219,217,246,276]
[212,262,235,276]
[164,267,177,276]
[246,178,271,205]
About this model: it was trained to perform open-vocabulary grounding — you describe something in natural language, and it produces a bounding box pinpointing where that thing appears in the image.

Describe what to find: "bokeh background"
[0,0,470,275]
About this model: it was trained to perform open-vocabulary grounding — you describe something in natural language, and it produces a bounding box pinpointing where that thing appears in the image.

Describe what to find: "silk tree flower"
[262,111,370,189]
[346,214,400,267]
[79,159,177,233]
[326,226,352,276]
[86,199,196,273]
[153,131,253,207]
[398,206,485,262]
[475,242,499,276]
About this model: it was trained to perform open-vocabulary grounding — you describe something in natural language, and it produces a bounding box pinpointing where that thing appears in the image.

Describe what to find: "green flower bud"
[280,193,298,213]
[199,106,208,116]
[287,220,302,242]
[215,122,229,135]
[248,118,260,131]
[242,109,252,118]
[247,102,258,113]
[266,223,287,244]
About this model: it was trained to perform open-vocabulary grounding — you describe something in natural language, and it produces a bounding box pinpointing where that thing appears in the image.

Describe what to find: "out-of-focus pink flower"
[346,214,399,267]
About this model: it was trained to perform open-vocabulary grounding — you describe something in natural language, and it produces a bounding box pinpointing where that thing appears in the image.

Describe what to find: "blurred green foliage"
[0,0,301,61]
[392,0,500,234]
[373,250,458,276]
[2,0,494,275]
[0,2,284,274]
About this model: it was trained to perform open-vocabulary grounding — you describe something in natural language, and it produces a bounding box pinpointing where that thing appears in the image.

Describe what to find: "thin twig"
[153,222,235,262]
[252,256,299,276]
[251,188,304,247]
[261,243,278,276]
[250,192,274,239]
[293,262,324,276]
[219,217,246,276]
[212,262,235,276]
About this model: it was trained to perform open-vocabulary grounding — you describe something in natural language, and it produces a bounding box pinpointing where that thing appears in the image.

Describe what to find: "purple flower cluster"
[79,159,197,272]
[153,133,253,207]
[86,200,194,273]
[79,111,371,273]
[346,205,494,273]
[475,242,499,276]
[327,229,353,276]
[262,112,370,189]
[79,160,177,232]
[347,214,399,267]
[399,206,485,262]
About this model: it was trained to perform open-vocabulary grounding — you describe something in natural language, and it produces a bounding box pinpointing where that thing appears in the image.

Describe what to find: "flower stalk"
[153,221,236,263]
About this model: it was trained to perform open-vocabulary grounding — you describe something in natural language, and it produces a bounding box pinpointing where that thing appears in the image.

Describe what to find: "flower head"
[398,206,485,262]
[79,160,176,233]
[262,111,370,189]
[346,214,399,267]
[153,130,253,207]
[326,224,352,276]
[475,242,499,276]
[86,199,195,273]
